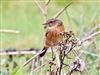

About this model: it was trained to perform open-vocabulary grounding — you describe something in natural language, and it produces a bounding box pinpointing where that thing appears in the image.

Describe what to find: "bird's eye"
[50,21,53,23]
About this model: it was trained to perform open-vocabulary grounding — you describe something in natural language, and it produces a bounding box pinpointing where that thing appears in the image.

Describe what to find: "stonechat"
[39,18,65,57]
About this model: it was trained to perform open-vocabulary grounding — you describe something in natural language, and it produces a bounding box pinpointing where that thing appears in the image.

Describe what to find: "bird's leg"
[51,47,55,60]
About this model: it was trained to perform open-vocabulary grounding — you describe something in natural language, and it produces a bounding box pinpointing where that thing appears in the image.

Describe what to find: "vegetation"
[0,0,100,75]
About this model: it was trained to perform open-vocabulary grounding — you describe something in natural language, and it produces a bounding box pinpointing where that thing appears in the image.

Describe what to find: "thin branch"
[86,24,100,36]
[31,59,56,73]
[0,50,36,55]
[33,61,47,72]
[53,2,72,19]
[0,48,40,55]
[29,59,35,75]
[81,31,100,43]
[34,0,45,15]
[0,48,55,56]
[45,0,51,5]
[44,0,51,22]
[0,29,20,34]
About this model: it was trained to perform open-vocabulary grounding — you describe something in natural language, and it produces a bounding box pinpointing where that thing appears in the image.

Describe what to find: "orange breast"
[45,25,64,47]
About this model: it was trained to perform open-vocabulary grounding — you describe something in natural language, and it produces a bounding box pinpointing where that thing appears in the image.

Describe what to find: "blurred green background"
[0,0,100,75]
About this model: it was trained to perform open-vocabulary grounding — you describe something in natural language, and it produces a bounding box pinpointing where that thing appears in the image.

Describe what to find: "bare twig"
[53,2,72,19]
[32,59,56,72]
[0,29,20,34]
[81,31,100,43]
[0,48,40,55]
[34,0,45,15]
[0,50,36,55]
[44,0,51,22]
[29,59,35,75]
[87,24,100,36]
[33,61,47,72]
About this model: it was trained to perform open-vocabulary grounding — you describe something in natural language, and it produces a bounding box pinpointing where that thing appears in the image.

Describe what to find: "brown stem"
[53,2,72,19]
[59,48,66,75]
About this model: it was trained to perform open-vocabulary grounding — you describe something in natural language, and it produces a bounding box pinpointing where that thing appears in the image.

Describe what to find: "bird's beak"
[44,25,47,29]
[42,23,48,29]
[42,22,47,25]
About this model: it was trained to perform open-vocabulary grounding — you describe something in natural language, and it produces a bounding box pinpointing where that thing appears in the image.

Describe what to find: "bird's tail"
[39,47,48,57]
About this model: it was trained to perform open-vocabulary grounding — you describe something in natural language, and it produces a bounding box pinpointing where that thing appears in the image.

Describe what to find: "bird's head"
[43,18,63,29]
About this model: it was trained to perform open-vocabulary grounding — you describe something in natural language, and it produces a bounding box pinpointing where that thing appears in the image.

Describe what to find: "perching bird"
[39,18,65,57]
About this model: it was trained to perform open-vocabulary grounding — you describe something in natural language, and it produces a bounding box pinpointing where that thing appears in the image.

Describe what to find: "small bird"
[39,18,65,57]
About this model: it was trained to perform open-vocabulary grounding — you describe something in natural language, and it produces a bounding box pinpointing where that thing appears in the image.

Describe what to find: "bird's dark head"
[43,18,63,29]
